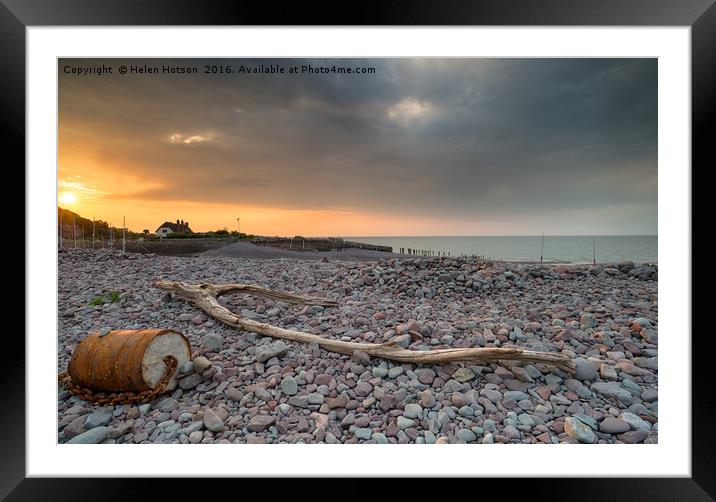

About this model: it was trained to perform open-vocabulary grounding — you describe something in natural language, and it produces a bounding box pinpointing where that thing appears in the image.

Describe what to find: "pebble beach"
[57,247,658,445]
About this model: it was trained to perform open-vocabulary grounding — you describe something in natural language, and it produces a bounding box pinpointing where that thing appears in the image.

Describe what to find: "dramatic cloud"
[167,132,216,145]
[387,97,436,127]
[58,58,657,235]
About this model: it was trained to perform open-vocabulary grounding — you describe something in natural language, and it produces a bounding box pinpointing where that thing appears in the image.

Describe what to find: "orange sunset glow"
[58,58,657,236]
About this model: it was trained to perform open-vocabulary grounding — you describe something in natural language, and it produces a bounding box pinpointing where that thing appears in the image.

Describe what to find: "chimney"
[176,219,180,225]
[185,221,189,231]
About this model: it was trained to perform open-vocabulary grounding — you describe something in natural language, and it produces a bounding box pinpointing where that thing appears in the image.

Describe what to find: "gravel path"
[57,248,658,444]
[203,240,401,261]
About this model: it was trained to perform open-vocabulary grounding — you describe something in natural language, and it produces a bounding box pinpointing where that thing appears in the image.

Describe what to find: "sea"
[347,235,657,264]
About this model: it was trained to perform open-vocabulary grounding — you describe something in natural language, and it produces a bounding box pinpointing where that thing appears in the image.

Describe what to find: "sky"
[58,58,657,236]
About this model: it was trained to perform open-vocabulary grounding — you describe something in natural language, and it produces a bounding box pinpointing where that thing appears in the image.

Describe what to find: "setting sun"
[58,192,77,205]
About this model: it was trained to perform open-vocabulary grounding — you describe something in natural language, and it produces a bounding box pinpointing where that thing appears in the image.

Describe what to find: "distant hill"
[58,207,142,239]
[56,207,249,241]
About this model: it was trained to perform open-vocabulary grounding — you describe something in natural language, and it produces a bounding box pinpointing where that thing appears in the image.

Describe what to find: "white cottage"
[155,219,193,237]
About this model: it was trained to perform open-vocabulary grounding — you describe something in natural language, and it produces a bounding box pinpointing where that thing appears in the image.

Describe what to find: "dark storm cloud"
[59,58,657,232]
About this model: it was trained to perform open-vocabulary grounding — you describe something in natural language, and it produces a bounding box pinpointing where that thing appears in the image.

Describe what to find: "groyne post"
[593,236,596,265]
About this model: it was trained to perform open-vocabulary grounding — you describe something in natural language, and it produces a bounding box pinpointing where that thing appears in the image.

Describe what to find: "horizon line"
[57,207,656,238]
[344,234,658,238]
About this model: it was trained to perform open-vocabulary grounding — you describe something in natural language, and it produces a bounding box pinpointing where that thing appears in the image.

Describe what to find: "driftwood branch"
[154,280,576,373]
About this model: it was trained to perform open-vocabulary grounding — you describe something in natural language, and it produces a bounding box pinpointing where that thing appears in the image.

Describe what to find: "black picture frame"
[6,0,709,499]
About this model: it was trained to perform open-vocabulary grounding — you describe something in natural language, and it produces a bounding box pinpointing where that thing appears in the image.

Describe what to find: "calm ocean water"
[348,236,657,264]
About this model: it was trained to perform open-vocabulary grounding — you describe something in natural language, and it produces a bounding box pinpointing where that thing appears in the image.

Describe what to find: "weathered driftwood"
[154,280,576,373]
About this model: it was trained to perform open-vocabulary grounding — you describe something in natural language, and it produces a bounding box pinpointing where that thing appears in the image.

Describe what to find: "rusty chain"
[57,355,178,406]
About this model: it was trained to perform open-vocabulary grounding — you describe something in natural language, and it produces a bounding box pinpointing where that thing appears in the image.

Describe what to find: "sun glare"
[59,192,77,204]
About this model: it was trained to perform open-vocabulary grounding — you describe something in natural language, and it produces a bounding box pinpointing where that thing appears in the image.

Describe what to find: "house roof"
[156,221,192,233]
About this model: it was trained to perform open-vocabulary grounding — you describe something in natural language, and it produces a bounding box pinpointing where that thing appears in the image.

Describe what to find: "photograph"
[56,57,658,446]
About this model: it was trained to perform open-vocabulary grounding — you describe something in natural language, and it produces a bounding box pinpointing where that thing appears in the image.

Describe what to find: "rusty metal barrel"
[68,329,192,393]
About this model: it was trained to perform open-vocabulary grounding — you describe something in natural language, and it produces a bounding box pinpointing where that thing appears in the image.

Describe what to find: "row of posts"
[400,235,597,263]
[59,214,126,253]
[399,247,450,257]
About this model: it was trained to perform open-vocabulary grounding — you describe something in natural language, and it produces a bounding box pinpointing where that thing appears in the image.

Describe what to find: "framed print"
[6,0,710,499]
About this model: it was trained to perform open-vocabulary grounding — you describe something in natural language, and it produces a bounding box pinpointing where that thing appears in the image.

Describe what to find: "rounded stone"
[372,432,389,444]
[203,408,225,432]
[67,426,109,444]
[403,403,422,419]
[564,417,596,443]
[193,356,212,373]
[388,367,404,378]
[281,376,299,396]
[372,367,389,378]
[397,416,415,429]
[458,406,475,417]
[574,359,598,381]
[599,418,630,434]
[456,429,477,442]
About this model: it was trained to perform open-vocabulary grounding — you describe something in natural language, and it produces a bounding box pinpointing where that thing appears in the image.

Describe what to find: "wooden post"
[540,233,544,263]
[73,217,77,249]
[593,236,596,265]
[92,218,96,249]
[122,216,126,254]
